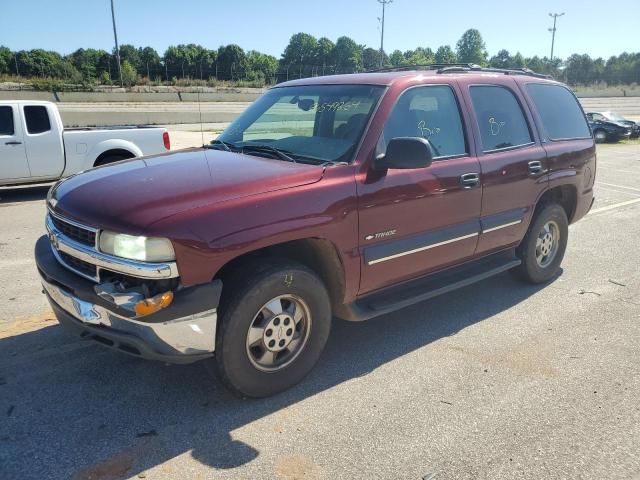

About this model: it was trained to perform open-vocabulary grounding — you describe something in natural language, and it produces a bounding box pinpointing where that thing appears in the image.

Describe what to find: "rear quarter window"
[24,105,51,134]
[0,106,14,135]
[526,84,591,140]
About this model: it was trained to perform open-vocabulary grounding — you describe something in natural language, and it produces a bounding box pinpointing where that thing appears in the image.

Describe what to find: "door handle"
[5,141,22,145]
[528,160,543,175]
[460,172,480,188]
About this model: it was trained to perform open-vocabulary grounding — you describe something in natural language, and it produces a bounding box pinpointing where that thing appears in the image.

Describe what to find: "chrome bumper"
[41,276,217,360]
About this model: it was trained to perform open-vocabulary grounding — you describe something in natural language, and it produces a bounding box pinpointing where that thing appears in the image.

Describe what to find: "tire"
[593,129,607,144]
[513,204,568,284]
[210,260,331,398]
[94,153,134,167]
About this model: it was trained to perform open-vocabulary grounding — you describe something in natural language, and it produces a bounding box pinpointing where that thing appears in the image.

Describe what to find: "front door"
[0,104,30,180]
[358,84,482,294]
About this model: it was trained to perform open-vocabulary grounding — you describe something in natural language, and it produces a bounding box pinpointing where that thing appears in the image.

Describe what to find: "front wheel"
[593,129,607,143]
[514,204,568,284]
[210,261,331,398]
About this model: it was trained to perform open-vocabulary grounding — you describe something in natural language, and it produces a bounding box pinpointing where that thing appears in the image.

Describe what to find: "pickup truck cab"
[35,66,596,397]
[0,100,170,186]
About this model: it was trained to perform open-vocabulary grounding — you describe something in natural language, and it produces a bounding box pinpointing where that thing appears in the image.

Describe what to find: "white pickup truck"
[0,100,170,186]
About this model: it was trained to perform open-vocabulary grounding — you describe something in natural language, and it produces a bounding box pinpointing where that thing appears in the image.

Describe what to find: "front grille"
[59,251,98,279]
[50,215,96,246]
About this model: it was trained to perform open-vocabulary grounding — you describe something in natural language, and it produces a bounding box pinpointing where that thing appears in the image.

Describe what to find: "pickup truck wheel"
[514,204,568,284]
[593,129,607,143]
[94,153,134,167]
[210,261,331,398]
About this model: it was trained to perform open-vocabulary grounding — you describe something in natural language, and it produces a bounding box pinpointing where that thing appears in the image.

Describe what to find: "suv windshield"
[214,84,385,164]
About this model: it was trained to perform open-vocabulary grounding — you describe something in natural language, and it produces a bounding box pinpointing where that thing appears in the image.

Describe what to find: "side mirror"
[373,137,434,171]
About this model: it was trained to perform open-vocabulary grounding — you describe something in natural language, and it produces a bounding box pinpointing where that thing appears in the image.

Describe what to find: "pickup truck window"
[24,105,51,134]
[0,106,14,135]
[470,86,533,152]
[217,85,384,164]
[380,85,467,159]
[526,84,592,141]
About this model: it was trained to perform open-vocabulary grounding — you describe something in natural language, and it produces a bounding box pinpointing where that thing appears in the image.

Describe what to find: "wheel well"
[214,238,346,309]
[536,185,577,222]
[94,149,135,167]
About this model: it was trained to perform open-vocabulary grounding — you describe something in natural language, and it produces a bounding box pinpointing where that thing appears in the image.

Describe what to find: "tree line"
[1,29,639,88]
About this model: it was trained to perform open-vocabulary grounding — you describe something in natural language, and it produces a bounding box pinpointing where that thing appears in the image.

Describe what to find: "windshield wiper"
[206,139,235,151]
[241,145,297,163]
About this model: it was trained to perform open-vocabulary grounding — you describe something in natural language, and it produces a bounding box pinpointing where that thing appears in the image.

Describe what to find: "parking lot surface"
[1,143,639,480]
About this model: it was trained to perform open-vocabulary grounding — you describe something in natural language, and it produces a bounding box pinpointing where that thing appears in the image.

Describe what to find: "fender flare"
[87,139,143,165]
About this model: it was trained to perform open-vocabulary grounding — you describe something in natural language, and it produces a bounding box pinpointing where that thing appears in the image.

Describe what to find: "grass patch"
[598,138,640,147]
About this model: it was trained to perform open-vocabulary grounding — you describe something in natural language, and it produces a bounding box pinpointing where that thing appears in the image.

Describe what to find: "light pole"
[110,0,123,87]
[378,0,393,68]
[548,12,565,61]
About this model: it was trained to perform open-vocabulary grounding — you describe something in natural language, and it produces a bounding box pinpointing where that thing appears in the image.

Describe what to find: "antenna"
[198,86,205,147]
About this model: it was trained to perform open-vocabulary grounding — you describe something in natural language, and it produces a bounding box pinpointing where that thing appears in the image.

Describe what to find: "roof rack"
[368,63,552,79]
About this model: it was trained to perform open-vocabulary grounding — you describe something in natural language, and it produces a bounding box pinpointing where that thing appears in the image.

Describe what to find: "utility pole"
[548,12,565,61]
[110,0,123,87]
[378,0,393,68]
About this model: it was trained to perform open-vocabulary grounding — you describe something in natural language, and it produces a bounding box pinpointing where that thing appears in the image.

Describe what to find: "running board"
[338,250,521,322]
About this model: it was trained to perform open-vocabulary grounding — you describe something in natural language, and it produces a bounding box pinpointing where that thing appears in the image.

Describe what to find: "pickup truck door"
[0,104,31,180]
[357,84,482,294]
[21,104,65,178]
[460,81,548,256]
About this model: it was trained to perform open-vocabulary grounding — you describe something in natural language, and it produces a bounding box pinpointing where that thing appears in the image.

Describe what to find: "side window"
[0,106,14,136]
[470,86,533,152]
[526,84,591,140]
[381,85,467,158]
[24,105,51,134]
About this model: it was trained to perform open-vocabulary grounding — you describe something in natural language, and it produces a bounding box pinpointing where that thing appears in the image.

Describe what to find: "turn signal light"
[134,291,174,317]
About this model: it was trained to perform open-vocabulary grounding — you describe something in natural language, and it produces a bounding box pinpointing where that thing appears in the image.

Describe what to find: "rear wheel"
[514,204,568,284]
[210,260,331,398]
[593,129,607,143]
[94,152,134,167]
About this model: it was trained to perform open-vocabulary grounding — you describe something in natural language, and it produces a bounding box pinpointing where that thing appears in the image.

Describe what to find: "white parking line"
[596,186,640,197]
[588,197,640,215]
[596,182,640,193]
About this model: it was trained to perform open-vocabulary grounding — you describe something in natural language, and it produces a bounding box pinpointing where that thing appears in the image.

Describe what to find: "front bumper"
[35,235,221,364]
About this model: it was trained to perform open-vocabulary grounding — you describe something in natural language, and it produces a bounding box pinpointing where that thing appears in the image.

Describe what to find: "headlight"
[99,231,175,262]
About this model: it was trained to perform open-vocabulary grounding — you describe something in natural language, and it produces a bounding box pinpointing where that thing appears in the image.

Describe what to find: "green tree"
[68,48,109,81]
[456,29,488,66]
[281,33,318,78]
[247,50,278,82]
[316,37,336,73]
[389,49,404,66]
[362,47,388,70]
[403,47,434,65]
[489,49,511,68]
[138,47,161,78]
[333,36,363,73]
[217,44,248,80]
[435,45,457,64]
[120,60,137,86]
[118,45,141,72]
[0,46,12,74]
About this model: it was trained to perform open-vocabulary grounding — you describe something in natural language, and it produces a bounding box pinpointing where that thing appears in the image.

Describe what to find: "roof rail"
[367,63,552,79]
[369,63,481,73]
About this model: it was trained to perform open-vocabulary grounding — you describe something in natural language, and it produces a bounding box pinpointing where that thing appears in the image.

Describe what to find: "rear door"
[22,104,65,178]
[462,80,548,255]
[358,83,482,294]
[0,104,31,180]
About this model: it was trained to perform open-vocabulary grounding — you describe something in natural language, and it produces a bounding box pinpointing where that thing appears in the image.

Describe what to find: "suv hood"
[50,148,325,233]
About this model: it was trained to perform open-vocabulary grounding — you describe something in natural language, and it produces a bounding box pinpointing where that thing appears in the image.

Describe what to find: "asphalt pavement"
[0,143,639,480]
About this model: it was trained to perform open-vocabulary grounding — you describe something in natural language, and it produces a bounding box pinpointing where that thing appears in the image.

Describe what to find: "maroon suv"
[36,66,596,397]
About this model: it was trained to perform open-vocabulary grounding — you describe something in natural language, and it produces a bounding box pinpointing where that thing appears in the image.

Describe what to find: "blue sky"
[1,0,637,60]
